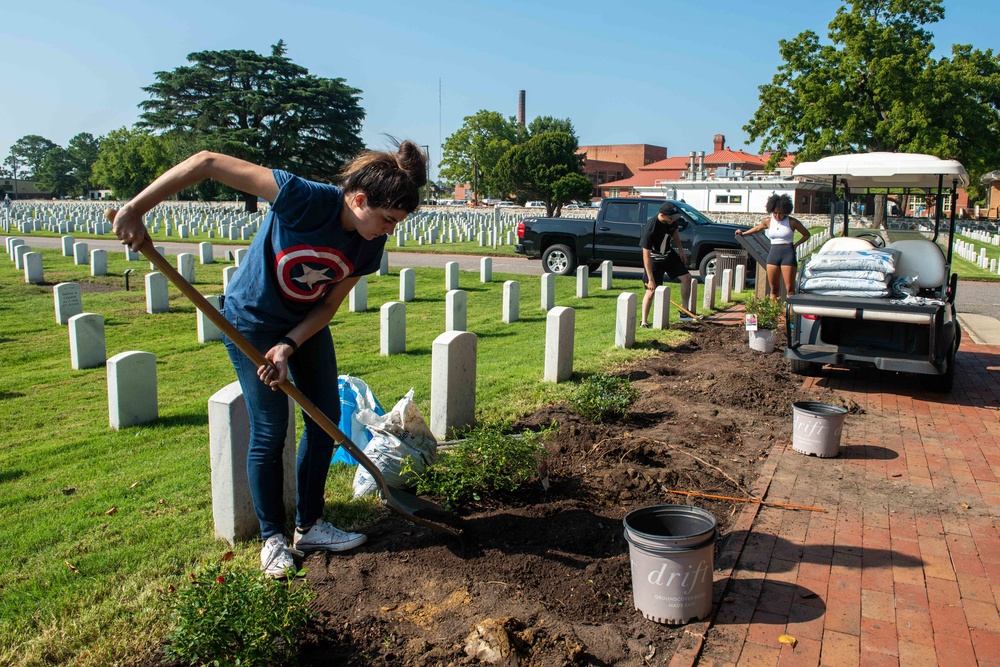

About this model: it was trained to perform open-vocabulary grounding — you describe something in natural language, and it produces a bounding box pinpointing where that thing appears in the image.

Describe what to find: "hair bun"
[396,141,428,188]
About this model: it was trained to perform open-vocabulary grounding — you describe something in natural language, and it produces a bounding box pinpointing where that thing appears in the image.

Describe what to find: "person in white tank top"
[736,194,810,298]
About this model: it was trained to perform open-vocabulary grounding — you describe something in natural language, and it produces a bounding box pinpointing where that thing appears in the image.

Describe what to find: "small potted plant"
[743,295,784,353]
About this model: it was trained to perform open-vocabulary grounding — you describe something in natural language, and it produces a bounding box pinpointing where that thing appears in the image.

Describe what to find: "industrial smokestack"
[689,152,696,180]
[698,151,705,176]
[518,90,525,126]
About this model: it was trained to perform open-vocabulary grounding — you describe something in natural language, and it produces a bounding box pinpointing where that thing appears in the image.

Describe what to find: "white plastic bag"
[351,389,438,498]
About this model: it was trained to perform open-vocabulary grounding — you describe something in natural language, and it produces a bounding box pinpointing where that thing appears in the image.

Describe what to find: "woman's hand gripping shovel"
[105,209,461,537]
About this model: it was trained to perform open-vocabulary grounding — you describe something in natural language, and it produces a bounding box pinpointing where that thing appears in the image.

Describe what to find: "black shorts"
[642,252,689,285]
[766,244,797,267]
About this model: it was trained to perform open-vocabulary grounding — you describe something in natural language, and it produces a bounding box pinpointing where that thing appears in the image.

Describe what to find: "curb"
[666,440,788,667]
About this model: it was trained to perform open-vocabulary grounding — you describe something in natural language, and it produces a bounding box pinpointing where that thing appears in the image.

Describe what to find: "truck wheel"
[698,251,717,280]
[790,359,823,377]
[542,244,577,275]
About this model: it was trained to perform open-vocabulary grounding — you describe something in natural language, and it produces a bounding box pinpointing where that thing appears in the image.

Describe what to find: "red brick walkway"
[681,339,1000,666]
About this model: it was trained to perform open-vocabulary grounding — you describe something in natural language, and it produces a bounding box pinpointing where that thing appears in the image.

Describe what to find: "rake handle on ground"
[667,489,826,512]
[669,299,701,321]
[104,209,460,536]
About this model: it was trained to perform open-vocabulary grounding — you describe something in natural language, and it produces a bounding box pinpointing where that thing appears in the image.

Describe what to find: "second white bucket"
[792,401,847,457]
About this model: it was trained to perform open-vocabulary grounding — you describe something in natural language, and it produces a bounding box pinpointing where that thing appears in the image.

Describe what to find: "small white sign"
[745,314,758,331]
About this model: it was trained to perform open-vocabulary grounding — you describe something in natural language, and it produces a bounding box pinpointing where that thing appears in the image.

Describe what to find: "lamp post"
[420,145,430,204]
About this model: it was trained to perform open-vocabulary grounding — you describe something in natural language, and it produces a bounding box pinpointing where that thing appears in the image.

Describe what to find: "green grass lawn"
[952,232,1000,281]
[0,242,737,666]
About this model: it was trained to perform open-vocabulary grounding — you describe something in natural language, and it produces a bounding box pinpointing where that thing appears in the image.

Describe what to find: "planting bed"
[295,323,859,666]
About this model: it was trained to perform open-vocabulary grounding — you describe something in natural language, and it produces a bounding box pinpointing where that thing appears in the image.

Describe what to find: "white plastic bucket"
[792,401,847,457]
[748,329,776,353]
[623,505,717,625]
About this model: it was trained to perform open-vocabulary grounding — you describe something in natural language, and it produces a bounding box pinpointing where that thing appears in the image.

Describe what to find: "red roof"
[638,156,691,170]
[703,148,767,167]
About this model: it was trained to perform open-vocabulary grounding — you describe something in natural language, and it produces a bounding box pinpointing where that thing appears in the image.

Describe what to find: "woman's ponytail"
[341,140,427,213]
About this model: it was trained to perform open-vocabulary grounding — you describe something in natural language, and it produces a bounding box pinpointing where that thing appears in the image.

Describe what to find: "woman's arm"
[114,151,280,251]
[737,218,769,236]
[259,277,361,388]
[790,218,811,246]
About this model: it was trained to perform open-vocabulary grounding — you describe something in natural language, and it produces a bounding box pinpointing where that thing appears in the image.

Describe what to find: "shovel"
[105,209,461,537]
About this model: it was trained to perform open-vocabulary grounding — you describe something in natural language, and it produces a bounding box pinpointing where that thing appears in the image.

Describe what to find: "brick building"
[576,144,667,198]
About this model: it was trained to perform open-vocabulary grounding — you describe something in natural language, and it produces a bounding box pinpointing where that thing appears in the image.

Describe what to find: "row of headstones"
[954,239,1000,273]
[957,226,999,246]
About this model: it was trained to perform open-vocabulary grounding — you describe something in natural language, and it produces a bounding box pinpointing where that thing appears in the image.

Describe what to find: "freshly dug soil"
[297,323,857,666]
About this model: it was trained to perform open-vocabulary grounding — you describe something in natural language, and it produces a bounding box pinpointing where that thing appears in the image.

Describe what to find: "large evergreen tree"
[745,0,1000,219]
[3,135,58,179]
[138,40,365,209]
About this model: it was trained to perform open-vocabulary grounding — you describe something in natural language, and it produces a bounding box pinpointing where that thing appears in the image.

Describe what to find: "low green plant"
[163,563,314,666]
[743,295,785,329]
[571,374,639,422]
[402,421,549,508]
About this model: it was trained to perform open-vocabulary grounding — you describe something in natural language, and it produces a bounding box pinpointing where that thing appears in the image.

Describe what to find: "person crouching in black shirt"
[639,202,692,326]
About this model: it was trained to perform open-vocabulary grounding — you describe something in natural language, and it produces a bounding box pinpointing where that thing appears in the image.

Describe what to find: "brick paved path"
[676,340,1000,666]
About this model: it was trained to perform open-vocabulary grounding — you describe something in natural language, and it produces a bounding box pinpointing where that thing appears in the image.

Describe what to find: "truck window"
[604,202,641,224]
[643,201,664,221]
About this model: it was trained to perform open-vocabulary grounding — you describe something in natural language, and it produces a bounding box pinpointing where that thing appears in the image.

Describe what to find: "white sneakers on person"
[260,534,301,579]
[293,519,367,553]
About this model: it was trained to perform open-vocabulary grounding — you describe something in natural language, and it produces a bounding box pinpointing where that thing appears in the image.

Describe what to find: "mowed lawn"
[0,241,722,666]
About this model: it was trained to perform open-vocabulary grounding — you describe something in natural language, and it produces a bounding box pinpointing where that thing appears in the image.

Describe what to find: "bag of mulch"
[332,375,385,465]
[351,389,438,498]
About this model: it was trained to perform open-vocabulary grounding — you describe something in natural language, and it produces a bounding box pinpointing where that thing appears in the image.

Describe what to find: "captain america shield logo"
[275,245,354,302]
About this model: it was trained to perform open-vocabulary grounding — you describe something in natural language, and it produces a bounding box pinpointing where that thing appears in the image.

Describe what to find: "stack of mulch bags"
[799,248,900,297]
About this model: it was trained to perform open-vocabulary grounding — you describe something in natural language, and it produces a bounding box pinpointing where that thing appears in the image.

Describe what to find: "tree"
[439,110,520,200]
[527,116,578,147]
[745,0,1000,224]
[138,40,365,211]
[494,132,593,217]
[4,135,58,179]
[67,133,102,197]
[36,147,76,197]
[91,127,177,199]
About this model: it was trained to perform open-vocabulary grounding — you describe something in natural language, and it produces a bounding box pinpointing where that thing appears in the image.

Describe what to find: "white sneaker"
[293,519,367,553]
[260,534,299,579]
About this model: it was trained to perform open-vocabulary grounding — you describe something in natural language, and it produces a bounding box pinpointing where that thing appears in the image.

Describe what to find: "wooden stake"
[667,489,826,512]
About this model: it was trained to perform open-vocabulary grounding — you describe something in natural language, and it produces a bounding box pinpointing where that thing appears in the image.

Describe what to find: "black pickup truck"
[514,197,750,277]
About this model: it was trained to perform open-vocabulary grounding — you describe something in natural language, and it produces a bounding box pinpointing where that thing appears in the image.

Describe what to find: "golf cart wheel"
[790,359,823,377]
[922,345,956,393]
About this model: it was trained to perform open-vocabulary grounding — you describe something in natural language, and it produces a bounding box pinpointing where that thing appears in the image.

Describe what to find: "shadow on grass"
[0,469,26,484]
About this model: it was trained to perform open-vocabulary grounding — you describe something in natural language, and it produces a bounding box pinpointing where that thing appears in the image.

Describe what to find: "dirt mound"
[291,323,837,666]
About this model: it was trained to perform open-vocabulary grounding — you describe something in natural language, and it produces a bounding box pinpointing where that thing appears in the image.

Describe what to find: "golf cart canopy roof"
[793,152,969,190]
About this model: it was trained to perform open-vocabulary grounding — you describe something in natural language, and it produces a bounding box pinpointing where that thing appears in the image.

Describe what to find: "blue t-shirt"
[224,170,387,330]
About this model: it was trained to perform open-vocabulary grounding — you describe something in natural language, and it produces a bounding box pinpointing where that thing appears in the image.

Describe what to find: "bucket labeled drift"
[623,505,717,625]
[792,401,847,457]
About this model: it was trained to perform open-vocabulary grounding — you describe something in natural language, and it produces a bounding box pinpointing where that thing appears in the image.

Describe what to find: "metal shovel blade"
[105,209,461,537]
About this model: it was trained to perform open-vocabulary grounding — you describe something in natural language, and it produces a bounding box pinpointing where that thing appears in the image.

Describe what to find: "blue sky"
[2,0,995,181]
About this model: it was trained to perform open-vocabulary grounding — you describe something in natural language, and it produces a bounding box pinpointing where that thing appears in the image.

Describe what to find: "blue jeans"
[222,309,340,540]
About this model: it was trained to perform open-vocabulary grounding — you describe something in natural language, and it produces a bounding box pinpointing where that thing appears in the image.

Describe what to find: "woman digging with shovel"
[113,142,427,577]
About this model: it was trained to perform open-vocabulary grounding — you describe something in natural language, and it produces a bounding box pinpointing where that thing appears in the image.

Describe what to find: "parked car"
[564,203,581,210]
[496,201,514,207]
[525,201,545,208]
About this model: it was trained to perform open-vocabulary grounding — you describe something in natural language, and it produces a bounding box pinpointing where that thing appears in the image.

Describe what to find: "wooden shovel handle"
[669,298,701,321]
[104,209,460,536]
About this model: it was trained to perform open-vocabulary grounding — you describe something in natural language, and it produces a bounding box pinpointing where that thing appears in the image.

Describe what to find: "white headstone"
[91,248,108,277]
[197,295,224,343]
[380,302,405,355]
[54,282,83,324]
[349,276,368,312]
[61,235,75,256]
[653,285,671,329]
[208,381,296,544]
[503,280,520,324]
[107,351,158,429]
[703,274,716,310]
[69,312,106,369]
[687,278,698,315]
[15,244,31,270]
[446,289,467,332]
[544,306,575,383]
[400,268,415,302]
[541,273,555,311]
[430,331,477,440]
[177,253,195,283]
[234,248,247,267]
[23,251,43,283]
[576,265,589,298]
[735,265,746,293]
[721,269,732,304]
[480,257,492,283]
[223,266,237,292]
[73,242,89,265]
[615,292,637,348]
[601,260,613,290]
[378,251,389,276]
[445,261,459,291]
[199,242,214,264]
[145,272,169,314]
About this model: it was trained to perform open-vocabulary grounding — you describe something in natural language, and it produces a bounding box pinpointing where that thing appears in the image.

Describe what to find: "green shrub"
[744,295,785,329]
[571,374,639,422]
[164,563,314,666]
[402,421,549,508]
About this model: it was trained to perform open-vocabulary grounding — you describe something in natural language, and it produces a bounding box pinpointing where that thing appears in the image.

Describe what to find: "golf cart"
[784,152,968,393]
